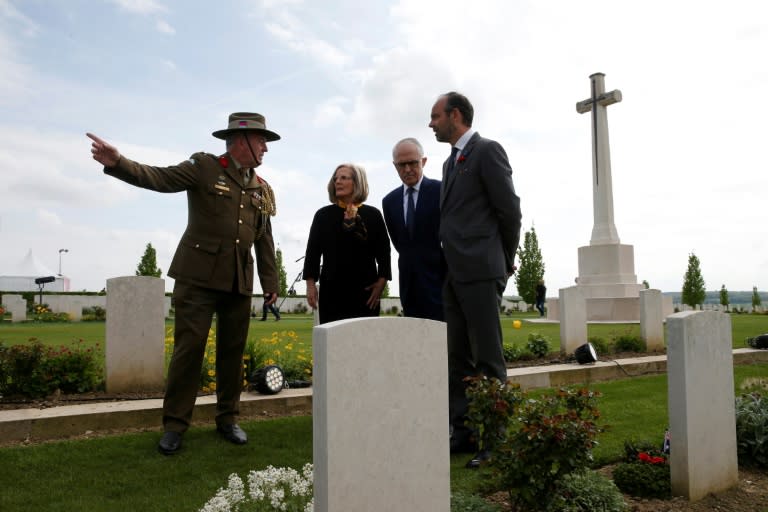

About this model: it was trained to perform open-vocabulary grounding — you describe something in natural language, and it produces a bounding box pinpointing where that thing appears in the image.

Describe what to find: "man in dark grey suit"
[429,92,522,468]
[382,138,445,321]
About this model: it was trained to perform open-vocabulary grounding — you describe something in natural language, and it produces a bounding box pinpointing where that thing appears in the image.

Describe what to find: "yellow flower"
[287,330,296,337]
[208,357,215,364]
[285,343,293,351]
[265,358,276,366]
[208,370,215,377]
[243,354,251,360]
[297,354,306,361]
[273,350,281,357]
[210,383,216,391]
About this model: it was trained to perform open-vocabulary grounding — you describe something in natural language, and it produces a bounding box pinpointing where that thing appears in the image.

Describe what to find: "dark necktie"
[406,187,416,238]
[446,146,459,175]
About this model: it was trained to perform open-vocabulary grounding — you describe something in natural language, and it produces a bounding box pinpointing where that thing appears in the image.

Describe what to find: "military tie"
[446,146,459,175]
[406,187,416,238]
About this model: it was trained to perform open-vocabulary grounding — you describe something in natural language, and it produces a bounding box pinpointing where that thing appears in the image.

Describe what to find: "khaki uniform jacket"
[105,152,278,296]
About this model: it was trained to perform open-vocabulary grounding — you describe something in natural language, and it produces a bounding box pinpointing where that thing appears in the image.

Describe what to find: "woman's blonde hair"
[327,163,369,203]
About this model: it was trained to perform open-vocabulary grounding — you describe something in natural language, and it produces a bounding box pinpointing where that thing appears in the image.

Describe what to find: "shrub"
[465,377,523,451]
[82,306,106,321]
[735,392,768,468]
[612,333,646,353]
[451,491,502,512]
[612,461,670,499]
[0,339,104,398]
[292,302,308,314]
[503,343,525,362]
[548,470,627,512]
[588,336,610,356]
[526,332,551,358]
[489,387,604,511]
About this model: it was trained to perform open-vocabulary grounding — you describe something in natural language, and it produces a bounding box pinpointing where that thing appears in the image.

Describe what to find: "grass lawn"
[2,312,766,355]
[1,364,765,511]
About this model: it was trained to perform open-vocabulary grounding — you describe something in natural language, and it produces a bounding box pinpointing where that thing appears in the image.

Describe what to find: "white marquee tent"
[0,249,70,292]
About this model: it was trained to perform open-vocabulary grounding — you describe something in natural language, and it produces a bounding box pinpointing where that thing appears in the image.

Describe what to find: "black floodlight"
[574,342,598,364]
[746,334,768,349]
[251,365,285,395]
[34,276,56,285]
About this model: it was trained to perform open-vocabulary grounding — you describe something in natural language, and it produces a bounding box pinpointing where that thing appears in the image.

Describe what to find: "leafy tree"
[135,243,162,277]
[720,284,730,310]
[642,280,650,289]
[752,286,762,308]
[381,282,390,298]
[276,248,288,296]
[514,226,545,304]
[681,252,706,308]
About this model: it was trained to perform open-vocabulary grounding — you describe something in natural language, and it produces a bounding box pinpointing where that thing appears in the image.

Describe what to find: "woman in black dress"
[303,163,391,324]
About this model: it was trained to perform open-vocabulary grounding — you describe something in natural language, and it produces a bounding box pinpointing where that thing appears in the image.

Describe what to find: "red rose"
[219,156,229,168]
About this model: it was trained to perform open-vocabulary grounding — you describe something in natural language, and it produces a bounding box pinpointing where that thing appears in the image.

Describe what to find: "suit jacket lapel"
[440,133,480,207]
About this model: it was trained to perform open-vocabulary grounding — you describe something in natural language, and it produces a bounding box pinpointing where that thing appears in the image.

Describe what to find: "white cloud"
[155,19,175,34]
[312,96,348,127]
[110,0,167,15]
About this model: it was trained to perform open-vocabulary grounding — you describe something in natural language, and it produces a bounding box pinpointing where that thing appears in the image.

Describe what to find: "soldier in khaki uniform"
[87,112,280,455]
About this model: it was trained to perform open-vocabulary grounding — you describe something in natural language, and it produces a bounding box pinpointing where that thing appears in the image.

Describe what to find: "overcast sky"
[1,0,766,297]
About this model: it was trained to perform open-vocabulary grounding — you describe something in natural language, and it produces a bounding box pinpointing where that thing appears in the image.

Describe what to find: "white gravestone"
[313,317,449,512]
[639,289,664,351]
[666,311,738,501]
[559,286,587,354]
[105,276,166,393]
[4,294,27,323]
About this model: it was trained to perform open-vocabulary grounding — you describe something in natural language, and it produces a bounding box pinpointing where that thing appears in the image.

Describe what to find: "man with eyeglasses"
[87,112,280,455]
[382,137,445,321]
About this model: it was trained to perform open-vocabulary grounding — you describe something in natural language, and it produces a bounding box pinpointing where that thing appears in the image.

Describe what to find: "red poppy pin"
[219,156,229,168]
[458,154,467,164]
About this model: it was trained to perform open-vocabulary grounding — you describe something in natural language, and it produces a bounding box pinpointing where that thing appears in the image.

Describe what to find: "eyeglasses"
[394,160,421,170]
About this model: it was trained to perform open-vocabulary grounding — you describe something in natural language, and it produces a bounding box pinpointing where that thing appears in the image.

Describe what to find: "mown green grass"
[0,416,312,512]
[3,312,765,353]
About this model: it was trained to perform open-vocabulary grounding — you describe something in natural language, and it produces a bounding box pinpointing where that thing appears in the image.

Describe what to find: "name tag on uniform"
[214,184,230,192]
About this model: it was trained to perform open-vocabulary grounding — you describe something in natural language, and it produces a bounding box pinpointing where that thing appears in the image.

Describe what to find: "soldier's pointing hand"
[86,132,121,168]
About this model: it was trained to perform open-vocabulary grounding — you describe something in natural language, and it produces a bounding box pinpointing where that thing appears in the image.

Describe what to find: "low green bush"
[735,392,768,468]
[526,332,551,358]
[0,339,103,398]
[588,336,610,356]
[486,387,604,511]
[612,461,670,499]
[548,470,627,512]
[612,333,646,353]
[612,438,670,499]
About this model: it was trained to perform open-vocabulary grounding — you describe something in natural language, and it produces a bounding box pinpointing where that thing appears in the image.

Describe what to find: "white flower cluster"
[199,463,313,512]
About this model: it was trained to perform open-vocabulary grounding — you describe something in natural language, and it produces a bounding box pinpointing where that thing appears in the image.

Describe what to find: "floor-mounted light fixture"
[251,365,285,394]
[574,342,598,365]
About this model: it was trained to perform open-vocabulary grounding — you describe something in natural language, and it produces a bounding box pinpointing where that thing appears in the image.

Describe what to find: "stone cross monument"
[576,73,622,245]
[571,73,644,320]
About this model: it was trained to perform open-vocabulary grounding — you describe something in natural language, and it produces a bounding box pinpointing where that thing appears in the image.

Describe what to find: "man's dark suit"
[440,132,522,447]
[382,177,445,321]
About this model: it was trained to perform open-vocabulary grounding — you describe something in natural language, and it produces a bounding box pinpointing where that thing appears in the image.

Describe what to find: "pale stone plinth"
[640,289,664,351]
[546,297,559,320]
[4,295,27,322]
[313,317,449,512]
[577,244,644,297]
[105,276,166,393]
[559,286,587,354]
[667,311,738,501]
